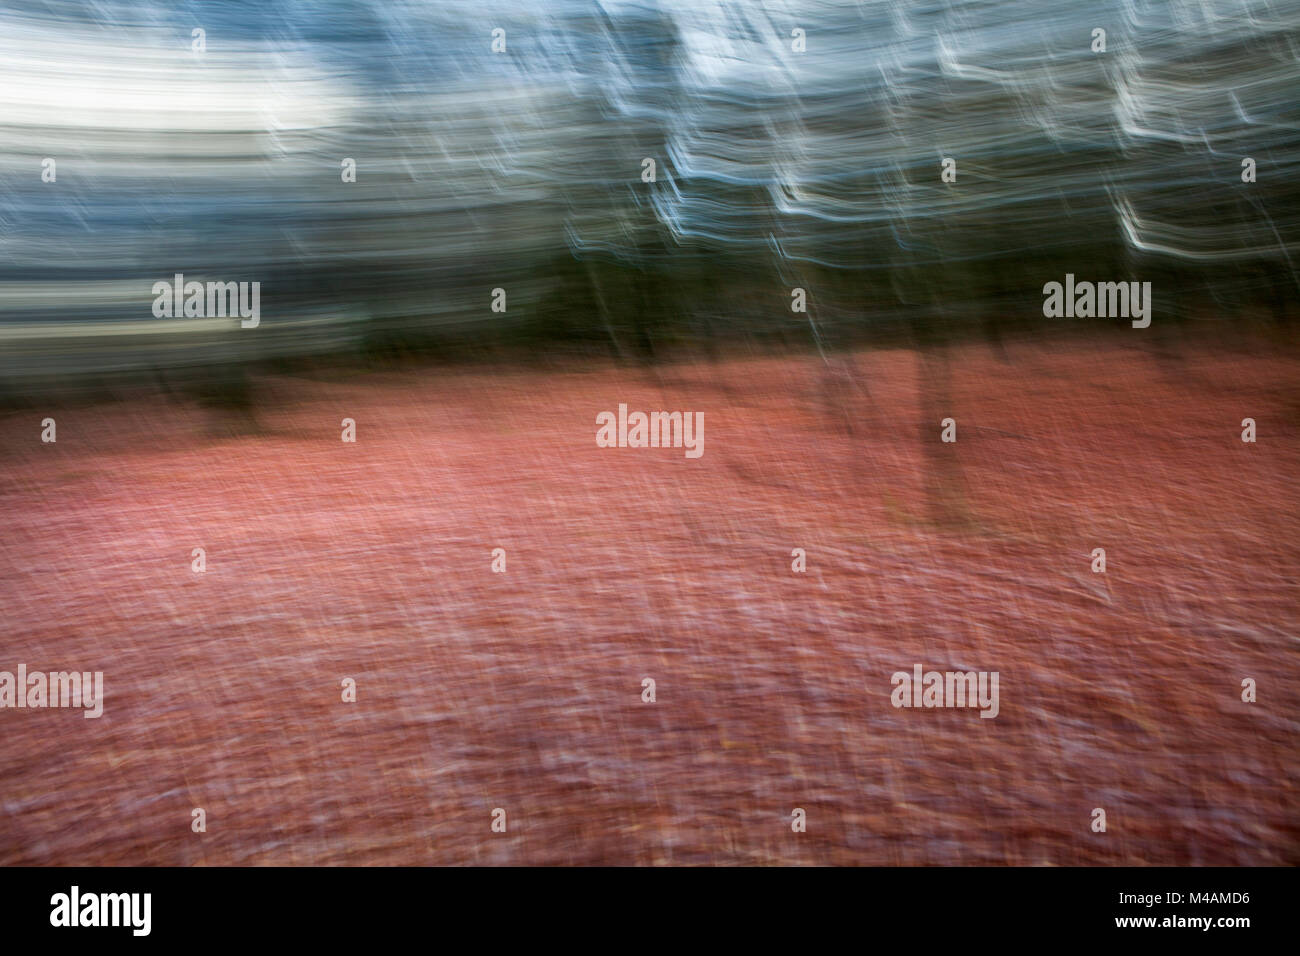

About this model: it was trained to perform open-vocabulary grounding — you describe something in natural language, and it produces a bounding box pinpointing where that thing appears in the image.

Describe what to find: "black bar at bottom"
[0,866,1283,944]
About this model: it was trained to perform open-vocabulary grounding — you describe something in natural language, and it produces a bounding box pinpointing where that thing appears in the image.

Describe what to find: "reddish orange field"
[1,333,1297,865]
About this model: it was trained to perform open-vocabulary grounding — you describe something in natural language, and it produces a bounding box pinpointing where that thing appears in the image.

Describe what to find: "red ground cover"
[1,334,1296,864]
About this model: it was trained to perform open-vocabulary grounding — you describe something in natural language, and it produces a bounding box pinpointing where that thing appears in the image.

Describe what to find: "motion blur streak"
[1,0,1298,382]
[1,334,1297,865]
[0,2,1298,868]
